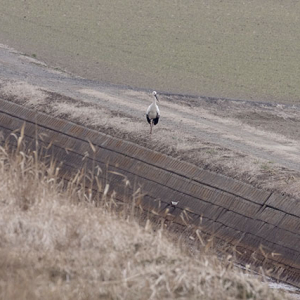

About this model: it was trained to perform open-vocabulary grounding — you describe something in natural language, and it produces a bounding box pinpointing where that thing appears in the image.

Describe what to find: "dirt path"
[1,43,300,198]
[80,88,300,168]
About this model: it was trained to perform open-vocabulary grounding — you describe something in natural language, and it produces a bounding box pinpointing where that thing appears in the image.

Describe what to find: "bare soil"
[1,0,300,103]
[1,44,300,199]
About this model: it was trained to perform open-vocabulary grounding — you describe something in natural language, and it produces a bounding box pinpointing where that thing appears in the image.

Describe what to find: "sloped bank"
[0,98,299,288]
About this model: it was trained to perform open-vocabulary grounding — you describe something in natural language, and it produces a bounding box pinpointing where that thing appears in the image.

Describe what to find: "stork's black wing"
[153,113,160,125]
[146,114,151,124]
[146,113,159,125]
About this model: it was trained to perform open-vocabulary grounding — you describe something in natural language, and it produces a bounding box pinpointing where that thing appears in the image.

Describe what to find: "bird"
[146,91,160,134]
[171,201,179,206]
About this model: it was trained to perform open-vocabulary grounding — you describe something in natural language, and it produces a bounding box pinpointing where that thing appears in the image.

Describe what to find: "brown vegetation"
[0,130,291,299]
[1,79,300,199]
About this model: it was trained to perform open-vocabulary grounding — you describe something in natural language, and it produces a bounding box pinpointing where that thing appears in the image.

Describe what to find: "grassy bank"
[0,132,290,299]
[0,1,300,103]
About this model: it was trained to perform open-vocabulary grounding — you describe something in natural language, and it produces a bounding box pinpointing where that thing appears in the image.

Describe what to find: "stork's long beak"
[154,94,159,102]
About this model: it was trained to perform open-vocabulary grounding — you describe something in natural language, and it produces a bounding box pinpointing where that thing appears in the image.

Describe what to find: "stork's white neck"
[153,95,158,105]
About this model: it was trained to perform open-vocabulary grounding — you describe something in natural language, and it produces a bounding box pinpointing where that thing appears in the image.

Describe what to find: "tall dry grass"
[0,131,291,300]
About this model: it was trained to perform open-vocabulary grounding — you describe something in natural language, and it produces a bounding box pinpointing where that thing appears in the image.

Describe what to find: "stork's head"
[152,91,159,102]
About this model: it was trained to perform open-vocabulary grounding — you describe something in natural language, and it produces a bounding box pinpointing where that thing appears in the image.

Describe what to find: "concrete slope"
[0,98,299,287]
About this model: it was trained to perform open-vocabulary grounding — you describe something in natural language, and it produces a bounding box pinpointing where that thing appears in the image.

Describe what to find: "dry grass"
[1,79,300,199]
[0,79,48,107]
[0,130,291,300]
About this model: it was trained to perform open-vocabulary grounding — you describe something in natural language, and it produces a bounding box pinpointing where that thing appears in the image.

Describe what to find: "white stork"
[146,91,160,134]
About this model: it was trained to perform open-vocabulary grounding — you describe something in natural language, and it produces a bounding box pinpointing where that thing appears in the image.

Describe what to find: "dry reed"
[0,130,291,300]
